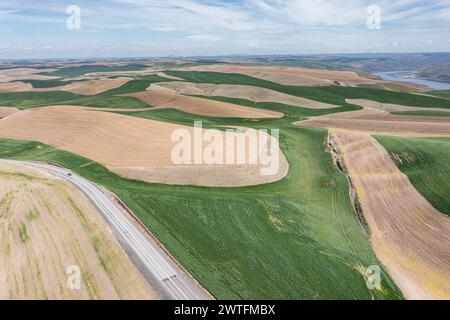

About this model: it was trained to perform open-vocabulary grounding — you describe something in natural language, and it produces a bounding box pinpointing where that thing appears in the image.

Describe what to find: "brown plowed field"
[330,130,450,300]
[296,108,450,136]
[0,78,130,95]
[346,99,450,113]
[0,107,19,119]
[154,82,340,109]
[0,106,288,187]
[0,161,160,300]
[127,86,284,118]
[0,82,33,92]
[45,78,130,95]
[177,64,380,86]
[0,68,59,82]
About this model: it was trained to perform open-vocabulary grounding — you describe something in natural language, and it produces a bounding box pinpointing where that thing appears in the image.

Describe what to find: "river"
[374,71,450,91]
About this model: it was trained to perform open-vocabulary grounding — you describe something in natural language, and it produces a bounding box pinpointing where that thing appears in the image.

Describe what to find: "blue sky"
[1,0,450,59]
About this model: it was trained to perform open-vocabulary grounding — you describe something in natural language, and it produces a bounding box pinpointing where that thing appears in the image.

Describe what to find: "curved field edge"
[0,131,402,300]
[0,68,409,299]
[0,161,157,299]
[391,110,450,117]
[0,76,173,110]
[38,64,149,78]
[428,90,450,99]
[0,91,149,110]
[15,79,88,88]
[375,135,450,217]
[5,70,450,114]
[165,70,450,109]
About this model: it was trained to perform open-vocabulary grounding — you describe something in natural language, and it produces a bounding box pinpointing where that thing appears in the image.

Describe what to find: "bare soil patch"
[330,130,450,300]
[0,107,19,119]
[0,161,160,300]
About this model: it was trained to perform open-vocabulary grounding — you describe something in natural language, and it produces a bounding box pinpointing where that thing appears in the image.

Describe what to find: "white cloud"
[283,0,365,26]
[187,34,223,41]
[1,0,450,58]
[153,26,178,32]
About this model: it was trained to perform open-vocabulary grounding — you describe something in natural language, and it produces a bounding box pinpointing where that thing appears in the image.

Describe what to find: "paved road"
[0,159,212,300]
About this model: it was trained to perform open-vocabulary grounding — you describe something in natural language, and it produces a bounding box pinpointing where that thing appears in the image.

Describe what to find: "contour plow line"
[329,130,450,300]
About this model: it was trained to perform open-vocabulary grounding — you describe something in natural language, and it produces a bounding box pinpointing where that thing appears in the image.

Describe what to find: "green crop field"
[0,69,409,299]
[428,90,450,99]
[376,136,450,217]
[98,75,173,96]
[6,69,450,114]
[0,90,150,110]
[15,79,82,88]
[0,91,84,109]
[0,75,176,110]
[0,128,402,299]
[63,95,150,109]
[164,70,450,109]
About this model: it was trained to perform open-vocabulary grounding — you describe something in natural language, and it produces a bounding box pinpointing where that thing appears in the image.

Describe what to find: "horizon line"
[1,50,450,62]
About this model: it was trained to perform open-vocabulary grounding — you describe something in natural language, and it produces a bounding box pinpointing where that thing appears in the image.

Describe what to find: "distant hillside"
[419,63,450,83]
[243,53,450,74]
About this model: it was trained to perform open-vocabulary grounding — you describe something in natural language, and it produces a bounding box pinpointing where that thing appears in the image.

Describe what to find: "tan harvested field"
[156,72,185,81]
[0,82,33,92]
[0,78,130,95]
[330,130,450,300]
[43,78,130,95]
[60,69,155,82]
[154,82,340,109]
[296,107,450,136]
[0,107,19,119]
[361,82,428,93]
[112,160,288,188]
[82,67,156,78]
[177,64,380,86]
[346,99,450,113]
[0,106,288,187]
[127,85,284,118]
[0,161,160,300]
[35,78,129,95]
[0,68,59,82]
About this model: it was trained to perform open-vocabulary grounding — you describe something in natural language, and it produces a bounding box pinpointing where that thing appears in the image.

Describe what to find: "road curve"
[0,159,212,300]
